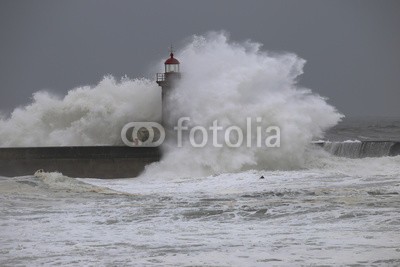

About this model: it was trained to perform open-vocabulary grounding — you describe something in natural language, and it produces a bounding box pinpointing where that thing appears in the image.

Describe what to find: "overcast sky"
[0,0,399,117]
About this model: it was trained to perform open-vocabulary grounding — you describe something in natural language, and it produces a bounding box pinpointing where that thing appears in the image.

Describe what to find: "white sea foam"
[34,171,118,194]
[2,154,399,266]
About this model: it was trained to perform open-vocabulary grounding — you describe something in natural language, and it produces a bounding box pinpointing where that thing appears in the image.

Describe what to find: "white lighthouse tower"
[156,48,181,125]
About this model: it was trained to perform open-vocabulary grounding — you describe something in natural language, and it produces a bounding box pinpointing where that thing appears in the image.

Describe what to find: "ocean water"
[1,118,399,266]
[1,32,399,265]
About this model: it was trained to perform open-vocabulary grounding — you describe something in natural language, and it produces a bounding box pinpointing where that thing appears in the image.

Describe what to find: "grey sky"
[0,0,399,117]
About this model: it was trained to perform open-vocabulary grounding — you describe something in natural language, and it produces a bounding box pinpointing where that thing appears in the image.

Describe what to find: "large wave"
[0,77,160,146]
[144,32,343,178]
[0,31,343,177]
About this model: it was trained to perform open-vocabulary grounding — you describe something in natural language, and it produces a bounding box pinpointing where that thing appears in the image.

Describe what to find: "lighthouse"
[156,48,181,125]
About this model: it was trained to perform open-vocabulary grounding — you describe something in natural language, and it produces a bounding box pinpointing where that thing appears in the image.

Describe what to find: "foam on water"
[0,172,119,196]
[75,154,399,265]
[34,171,119,194]
[86,154,400,195]
[1,153,399,266]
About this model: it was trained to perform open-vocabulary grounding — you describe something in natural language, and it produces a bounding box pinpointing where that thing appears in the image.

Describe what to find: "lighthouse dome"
[165,53,180,65]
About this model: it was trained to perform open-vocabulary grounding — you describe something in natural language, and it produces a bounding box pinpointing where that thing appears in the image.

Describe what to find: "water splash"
[321,140,399,158]
[0,31,343,177]
[0,76,160,146]
[143,32,343,178]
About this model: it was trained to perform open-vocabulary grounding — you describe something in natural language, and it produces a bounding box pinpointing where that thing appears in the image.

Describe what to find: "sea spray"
[0,31,343,177]
[143,32,343,178]
[0,77,160,146]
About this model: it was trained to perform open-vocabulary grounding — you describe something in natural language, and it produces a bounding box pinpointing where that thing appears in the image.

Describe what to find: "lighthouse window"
[166,64,179,73]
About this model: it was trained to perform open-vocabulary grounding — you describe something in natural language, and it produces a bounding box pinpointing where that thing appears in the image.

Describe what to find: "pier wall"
[0,146,160,178]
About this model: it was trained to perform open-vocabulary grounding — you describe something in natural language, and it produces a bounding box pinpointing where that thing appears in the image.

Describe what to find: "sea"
[0,32,399,266]
[0,117,399,266]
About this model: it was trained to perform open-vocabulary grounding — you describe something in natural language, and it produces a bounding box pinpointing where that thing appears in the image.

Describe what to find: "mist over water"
[0,31,343,176]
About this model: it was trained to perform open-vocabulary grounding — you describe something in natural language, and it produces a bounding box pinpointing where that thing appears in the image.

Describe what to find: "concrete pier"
[0,146,160,178]
[1,141,398,179]
[314,140,400,157]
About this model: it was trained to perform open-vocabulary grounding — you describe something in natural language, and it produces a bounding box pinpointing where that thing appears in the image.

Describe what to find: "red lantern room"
[156,47,181,88]
[164,52,180,73]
